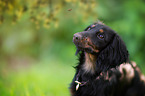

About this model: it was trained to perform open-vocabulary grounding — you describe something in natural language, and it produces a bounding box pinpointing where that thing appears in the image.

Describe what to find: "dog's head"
[73,22,129,72]
[73,22,115,54]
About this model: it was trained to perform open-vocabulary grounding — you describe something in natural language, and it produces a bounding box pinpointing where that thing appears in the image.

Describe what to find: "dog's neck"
[82,52,97,74]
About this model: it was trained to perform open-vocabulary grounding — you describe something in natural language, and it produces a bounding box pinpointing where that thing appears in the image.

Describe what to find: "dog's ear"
[75,48,81,55]
[110,35,129,64]
[96,34,129,72]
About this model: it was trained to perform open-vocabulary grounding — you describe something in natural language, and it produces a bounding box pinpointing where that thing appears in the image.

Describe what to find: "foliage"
[0,0,97,27]
[0,59,75,96]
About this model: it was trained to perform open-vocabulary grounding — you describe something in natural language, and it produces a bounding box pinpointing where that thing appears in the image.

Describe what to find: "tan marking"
[130,61,145,83]
[91,25,96,27]
[99,29,104,33]
[94,49,99,53]
[96,76,100,80]
[96,72,104,80]
[140,75,145,83]
[131,61,142,74]
[100,72,103,76]
[105,71,109,80]
[86,38,99,53]
[131,61,137,67]
[98,68,116,81]
[119,63,135,82]
[82,52,97,74]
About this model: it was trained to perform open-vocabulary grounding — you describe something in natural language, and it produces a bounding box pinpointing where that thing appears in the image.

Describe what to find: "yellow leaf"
[65,0,72,3]
[8,3,13,11]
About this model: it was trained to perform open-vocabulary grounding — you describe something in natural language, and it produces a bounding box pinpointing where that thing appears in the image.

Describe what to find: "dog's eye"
[97,34,104,39]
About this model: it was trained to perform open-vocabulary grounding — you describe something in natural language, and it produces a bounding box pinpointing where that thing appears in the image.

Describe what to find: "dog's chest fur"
[82,52,97,74]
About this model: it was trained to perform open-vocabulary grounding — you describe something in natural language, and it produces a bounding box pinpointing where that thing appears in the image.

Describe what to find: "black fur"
[70,22,145,96]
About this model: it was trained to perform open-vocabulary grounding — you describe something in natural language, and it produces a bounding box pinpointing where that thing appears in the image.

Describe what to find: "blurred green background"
[0,0,145,96]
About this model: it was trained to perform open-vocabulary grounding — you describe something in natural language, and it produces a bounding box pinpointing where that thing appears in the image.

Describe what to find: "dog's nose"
[73,33,82,40]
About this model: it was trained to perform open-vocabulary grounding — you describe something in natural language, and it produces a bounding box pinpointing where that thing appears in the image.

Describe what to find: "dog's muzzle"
[73,32,88,47]
[73,33,86,41]
[73,32,99,53]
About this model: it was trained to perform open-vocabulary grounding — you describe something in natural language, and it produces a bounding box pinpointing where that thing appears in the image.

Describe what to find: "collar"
[75,70,89,91]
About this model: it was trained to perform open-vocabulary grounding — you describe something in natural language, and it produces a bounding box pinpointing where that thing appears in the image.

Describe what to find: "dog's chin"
[75,45,98,55]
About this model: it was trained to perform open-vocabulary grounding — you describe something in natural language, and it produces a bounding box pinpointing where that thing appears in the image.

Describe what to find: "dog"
[70,21,145,96]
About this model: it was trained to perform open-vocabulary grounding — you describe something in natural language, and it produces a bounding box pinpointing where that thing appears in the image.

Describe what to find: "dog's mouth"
[73,33,99,54]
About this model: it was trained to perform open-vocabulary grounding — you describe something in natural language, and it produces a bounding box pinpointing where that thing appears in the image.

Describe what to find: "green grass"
[0,59,75,96]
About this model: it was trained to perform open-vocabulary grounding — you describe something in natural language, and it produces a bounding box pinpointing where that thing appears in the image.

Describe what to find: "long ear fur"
[96,34,129,73]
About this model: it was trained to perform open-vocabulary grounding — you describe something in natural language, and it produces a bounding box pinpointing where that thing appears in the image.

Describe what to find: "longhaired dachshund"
[70,21,145,96]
